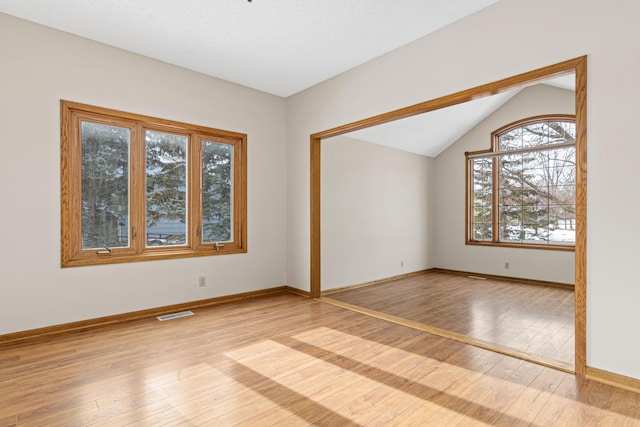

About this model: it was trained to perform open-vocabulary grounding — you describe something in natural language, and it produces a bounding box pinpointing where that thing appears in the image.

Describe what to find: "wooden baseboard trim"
[586,366,640,393]
[0,286,293,345]
[320,296,575,374]
[432,268,574,290]
[284,286,311,297]
[321,269,434,296]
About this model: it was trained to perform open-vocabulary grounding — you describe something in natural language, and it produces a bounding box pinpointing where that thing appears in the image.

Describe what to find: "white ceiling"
[0,0,498,97]
[345,74,575,157]
[347,90,520,157]
[1,0,575,157]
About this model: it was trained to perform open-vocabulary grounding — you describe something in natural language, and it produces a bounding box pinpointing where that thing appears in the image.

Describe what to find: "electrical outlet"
[504,262,510,269]
[400,260,404,267]
[198,276,206,287]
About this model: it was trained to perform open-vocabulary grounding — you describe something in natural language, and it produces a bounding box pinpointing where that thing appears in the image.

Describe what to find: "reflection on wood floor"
[324,270,575,369]
[2,292,639,425]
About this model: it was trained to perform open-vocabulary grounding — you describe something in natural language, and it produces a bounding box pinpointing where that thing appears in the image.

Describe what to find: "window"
[466,115,575,250]
[61,100,247,267]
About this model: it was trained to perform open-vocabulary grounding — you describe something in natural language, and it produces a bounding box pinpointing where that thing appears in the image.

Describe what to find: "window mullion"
[233,138,243,247]
[189,135,202,250]
[130,123,146,254]
[492,156,500,243]
[467,141,575,159]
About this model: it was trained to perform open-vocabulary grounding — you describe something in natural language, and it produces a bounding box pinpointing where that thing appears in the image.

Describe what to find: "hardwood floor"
[325,271,575,368]
[1,291,638,426]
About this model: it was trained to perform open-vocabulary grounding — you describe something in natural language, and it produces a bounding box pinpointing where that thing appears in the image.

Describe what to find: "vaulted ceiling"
[0,0,498,97]
[3,1,576,156]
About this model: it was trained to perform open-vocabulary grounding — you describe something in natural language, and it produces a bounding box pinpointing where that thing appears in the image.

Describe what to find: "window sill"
[61,245,247,268]
[466,240,575,252]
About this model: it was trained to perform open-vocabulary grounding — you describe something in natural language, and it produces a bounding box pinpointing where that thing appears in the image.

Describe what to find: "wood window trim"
[465,114,576,251]
[61,100,247,267]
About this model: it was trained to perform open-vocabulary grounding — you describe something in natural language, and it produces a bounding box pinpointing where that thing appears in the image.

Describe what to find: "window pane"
[548,121,576,145]
[498,144,575,245]
[500,121,574,151]
[475,207,492,223]
[471,157,493,240]
[473,223,492,241]
[145,131,188,246]
[522,122,548,147]
[500,223,522,242]
[500,153,522,177]
[202,141,233,243]
[471,118,576,248]
[548,228,576,243]
[499,127,522,150]
[81,121,130,250]
[522,224,547,243]
[548,146,576,179]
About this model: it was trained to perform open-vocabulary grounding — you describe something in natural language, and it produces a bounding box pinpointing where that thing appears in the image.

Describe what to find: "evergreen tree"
[497,121,575,241]
[472,120,575,243]
[81,122,129,249]
[145,131,187,244]
[201,141,232,242]
[81,125,233,249]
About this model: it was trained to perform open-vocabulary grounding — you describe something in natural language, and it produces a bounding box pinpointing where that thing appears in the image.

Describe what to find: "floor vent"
[467,275,487,280]
[157,311,194,321]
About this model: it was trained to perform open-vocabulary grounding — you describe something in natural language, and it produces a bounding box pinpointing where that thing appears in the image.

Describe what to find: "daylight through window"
[467,115,575,250]
[61,101,247,267]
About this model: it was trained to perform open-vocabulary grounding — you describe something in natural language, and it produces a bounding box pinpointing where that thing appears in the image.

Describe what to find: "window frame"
[61,100,247,267]
[465,114,576,251]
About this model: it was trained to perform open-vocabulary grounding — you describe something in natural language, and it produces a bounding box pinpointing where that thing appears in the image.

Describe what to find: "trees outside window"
[61,101,247,267]
[467,115,575,250]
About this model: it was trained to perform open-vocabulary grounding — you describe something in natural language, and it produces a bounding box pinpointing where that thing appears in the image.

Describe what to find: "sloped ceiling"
[1,1,576,157]
[345,75,575,157]
[0,0,498,97]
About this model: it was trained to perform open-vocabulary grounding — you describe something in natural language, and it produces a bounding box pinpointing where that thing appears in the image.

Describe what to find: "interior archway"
[310,56,587,374]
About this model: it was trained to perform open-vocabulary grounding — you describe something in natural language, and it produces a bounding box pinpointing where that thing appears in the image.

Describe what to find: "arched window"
[466,114,576,249]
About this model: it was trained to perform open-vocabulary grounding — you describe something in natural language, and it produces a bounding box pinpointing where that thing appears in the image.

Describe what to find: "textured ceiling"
[0,0,498,97]
[3,1,575,157]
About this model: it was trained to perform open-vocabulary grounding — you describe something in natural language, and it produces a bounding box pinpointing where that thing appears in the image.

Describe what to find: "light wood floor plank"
[326,270,575,368]
[1,291,638,425]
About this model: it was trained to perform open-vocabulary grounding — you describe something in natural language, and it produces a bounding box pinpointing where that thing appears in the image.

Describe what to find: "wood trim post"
[574,56,587,375]
[310,136,321,298]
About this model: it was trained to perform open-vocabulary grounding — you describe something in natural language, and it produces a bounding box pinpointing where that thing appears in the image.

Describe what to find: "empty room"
[319,77,578,370]
[1,0,640,425]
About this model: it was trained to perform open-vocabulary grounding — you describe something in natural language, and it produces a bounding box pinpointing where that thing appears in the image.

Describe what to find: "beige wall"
[320,84,574,289]
[286,0,640,379]
[0,14,287,335]
[435,84,576,284]
[321,136,434,289]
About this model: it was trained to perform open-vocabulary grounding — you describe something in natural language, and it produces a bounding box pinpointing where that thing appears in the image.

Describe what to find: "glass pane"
[81,121,130,249]
[500,223,522,242]
[522,122,548,147]
[202,141,233,243]
[522,223,547,242]
[494,120,576,245]
[473,223,492,241]
[474,207,492,224]
[471,157,492,240]
[500,121,574,151]
[548,228,576,243]
[548,146,576,176]
[499,127,522,150]
[146,131,188,246]
[548,121,576,144]
[500,153,522,177]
